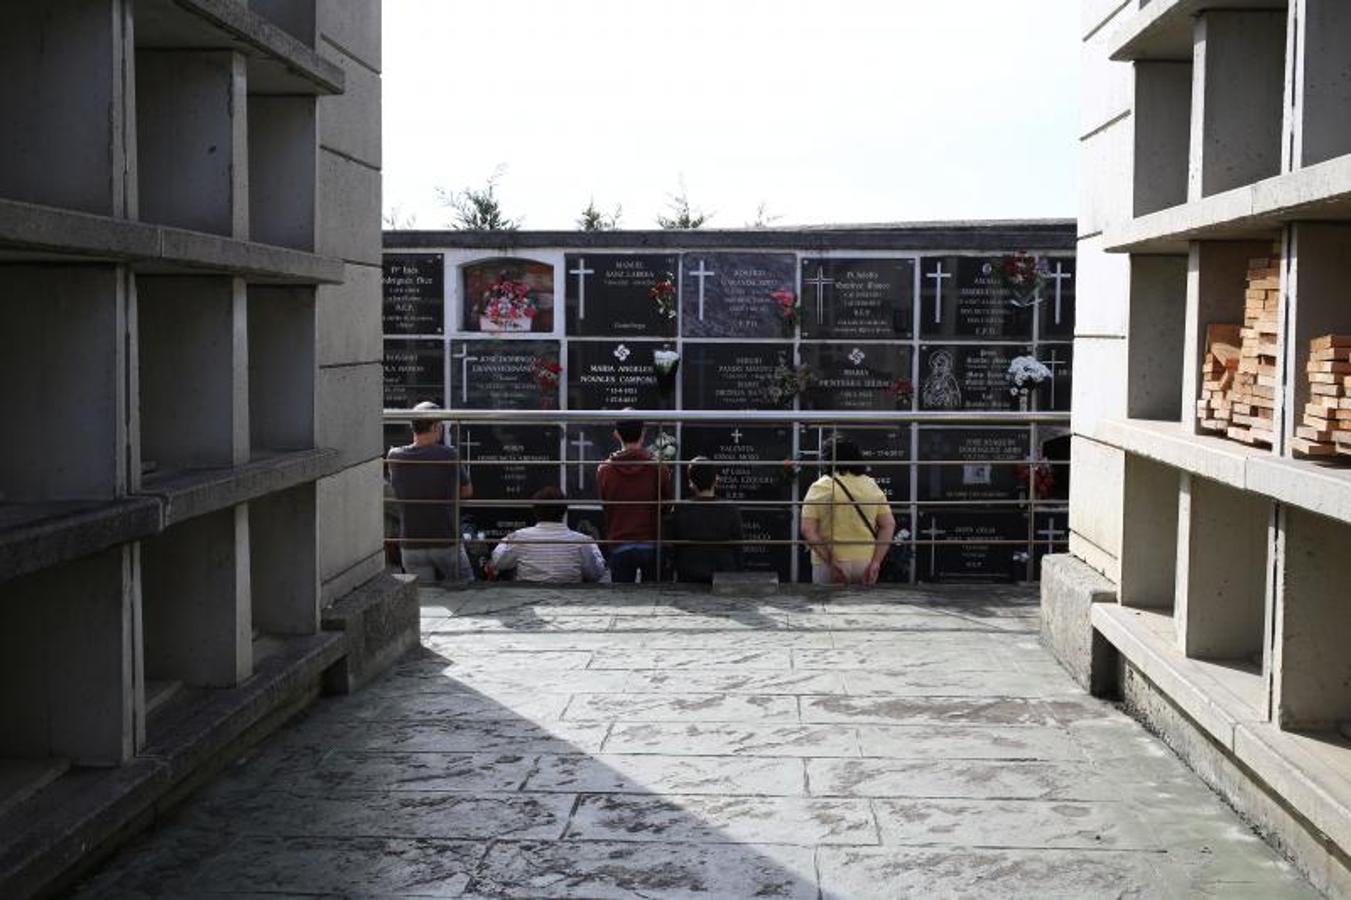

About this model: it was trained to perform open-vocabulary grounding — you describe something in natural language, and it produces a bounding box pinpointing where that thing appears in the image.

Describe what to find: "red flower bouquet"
[888,377,914,408]
[772,288,799,328]
[1016,460,1056,499]
[650,274,677,320]
[529,355,562,395]
[480,277,536,330]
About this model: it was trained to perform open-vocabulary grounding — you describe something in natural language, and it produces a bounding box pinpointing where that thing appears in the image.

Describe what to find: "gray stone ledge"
[1039,554,1117,693]
[142,448,341,527]
[0,499,161,583]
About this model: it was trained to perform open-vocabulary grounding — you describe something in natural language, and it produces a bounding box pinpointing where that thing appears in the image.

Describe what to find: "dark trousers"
[610,545,657,583]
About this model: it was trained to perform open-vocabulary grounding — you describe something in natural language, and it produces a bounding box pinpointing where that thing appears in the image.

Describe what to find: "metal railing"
[383,408,1072,584]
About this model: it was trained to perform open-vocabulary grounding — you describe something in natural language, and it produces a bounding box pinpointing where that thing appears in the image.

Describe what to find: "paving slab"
[72,585,1316,899]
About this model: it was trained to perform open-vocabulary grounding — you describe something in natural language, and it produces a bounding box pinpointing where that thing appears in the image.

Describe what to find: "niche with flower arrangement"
[563,253,678,337]
[461,258,554,333]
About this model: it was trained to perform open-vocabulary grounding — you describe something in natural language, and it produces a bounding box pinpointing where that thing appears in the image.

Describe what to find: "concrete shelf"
[1107,0,1290,62]
[141,448,339,528]
[0,199,344,284]
[1105,154,1351,254]
[135,0,343,96]
[0,499,161,584]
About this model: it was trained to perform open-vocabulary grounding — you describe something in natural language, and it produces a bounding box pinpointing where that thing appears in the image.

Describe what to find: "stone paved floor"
[74,585,1319,898]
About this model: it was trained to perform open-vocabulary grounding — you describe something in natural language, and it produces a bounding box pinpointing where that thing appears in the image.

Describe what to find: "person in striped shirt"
[489,486,609,583]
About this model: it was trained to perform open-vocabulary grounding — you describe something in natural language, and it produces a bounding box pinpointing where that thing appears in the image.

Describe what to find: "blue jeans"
[610,544,656,583]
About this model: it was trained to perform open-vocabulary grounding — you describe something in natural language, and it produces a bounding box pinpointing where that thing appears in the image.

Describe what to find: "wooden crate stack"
[1292,334,1351,458]
[1196,248,1282,446]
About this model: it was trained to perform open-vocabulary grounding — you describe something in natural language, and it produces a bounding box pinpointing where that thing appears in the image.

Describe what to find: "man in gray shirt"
[386,401,474,582]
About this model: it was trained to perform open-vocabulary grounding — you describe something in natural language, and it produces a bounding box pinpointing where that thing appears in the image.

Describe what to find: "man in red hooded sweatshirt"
[597,418,673,583]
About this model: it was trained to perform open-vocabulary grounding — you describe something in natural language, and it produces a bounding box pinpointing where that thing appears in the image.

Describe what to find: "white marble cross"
[1042,348,1068,409]
[1036,516,1066,548]
[458,427,479,465]
[921,518,946,573]
[804,265,834,324]
[453,344,479,403]
[1046,261,1072,325]
[570,432,593,489]
[689,259,716,321]
[730,428,744,445]
[569,257,595,320]
[927,262,952,324]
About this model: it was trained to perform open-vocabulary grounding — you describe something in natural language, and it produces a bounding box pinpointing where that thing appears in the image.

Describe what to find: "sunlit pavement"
[74,585,1317,898]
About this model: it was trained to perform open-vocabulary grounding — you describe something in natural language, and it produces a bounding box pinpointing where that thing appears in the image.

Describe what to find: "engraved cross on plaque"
[570,432,593,489]
[921,517,946,573]
[569,257,595,321]
[1046,261,1072,325]
[453,344,479,403]
[1042,348,1067,409]
[458,427,479,465]
[1036,516,1066,549]
[730,428,744,445]
[689,258,716,321]
[803,265,834,325]
[926,262,952,324]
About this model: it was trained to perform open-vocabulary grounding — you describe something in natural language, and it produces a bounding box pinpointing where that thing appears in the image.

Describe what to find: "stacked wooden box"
[1196,249,1282,446]
[1292,334,1351,458]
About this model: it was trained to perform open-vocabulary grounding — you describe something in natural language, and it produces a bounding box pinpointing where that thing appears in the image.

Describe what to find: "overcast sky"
[382,0,1080,231]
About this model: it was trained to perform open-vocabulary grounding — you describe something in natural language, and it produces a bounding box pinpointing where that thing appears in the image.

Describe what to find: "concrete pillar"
[249,98,317,251]
[0,266,131,501]
[248,287,316,455]
[1292,0,1351,168]
[0,0,134,217]
[1133,62,1192,216]
[136,50,248,238]
[1127,255,1188,420]
[250,483,319,634]
[1189,11,1287,199]
[1176,475,1269,661]
[1274,506,1351,730]
[138,277,250,471]
[1119,456,1179,610]
[142,506,252,687]
[0,547,139,765]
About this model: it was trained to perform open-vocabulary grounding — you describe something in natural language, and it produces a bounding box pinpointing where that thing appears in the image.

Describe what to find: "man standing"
[490,487,607,583]
[386,401,474,582]
[597,418,672,582]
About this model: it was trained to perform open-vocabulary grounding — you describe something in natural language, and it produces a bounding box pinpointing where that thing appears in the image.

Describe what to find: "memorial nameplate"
[800,343,911,411]
[568,341,671,410]
[681,425,793,502]
[800,258,914,339]
[681,343,794,410]
[461,257,555,334]
[565,253,679,338]
[681,252,797,338]
[383,253,445,335]
[916,428,1030,502]
[915,510,1030,582]
[739,508,793,582]
[564,422,677,501]
[919,256,1034,340]
[458,424,562,501]
[918,344,1034,412]
[450,339,559,410]
[383,339,445,409]
[800,426,912,503]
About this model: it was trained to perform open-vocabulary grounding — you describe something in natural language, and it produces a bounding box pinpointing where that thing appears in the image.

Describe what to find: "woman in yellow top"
[800,438,896,585]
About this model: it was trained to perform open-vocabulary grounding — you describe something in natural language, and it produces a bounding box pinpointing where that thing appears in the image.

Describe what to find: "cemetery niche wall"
[382,224,1076,583]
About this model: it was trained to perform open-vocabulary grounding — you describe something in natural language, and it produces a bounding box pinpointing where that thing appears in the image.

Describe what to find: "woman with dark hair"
[665,456,743,583]
[800,438,896,585]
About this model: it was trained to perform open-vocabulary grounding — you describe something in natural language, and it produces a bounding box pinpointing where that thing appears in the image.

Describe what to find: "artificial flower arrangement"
[479,276,537,331]
[763,361,814,407]
[772,288,800,329]
[993,252,1051,308]
[779,457,801,485]
[647,431,678,464]
[529,355,561,394]
[1006,355,1052,410]
[888,376,914,408]
[1016,460,1057,499]
[650,273,678,320]
[653,347,681,378]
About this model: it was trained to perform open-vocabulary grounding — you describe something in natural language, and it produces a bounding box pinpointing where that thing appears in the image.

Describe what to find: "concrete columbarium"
[1043,2,1351,894]
[0,2,414,896]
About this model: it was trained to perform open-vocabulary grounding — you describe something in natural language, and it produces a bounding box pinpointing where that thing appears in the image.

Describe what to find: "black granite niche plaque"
[681,425,793,502]
[918,344,1031,412]
[564,422,676,501]
[681,343,793,410]
[800,258,914,339]
[449,340,559,410]
[567,341,670,410]
[1037,257,1076,340]
[800,344,912,411]
[739,508,793,582]
[916,428,1030,502]
[565,254,679,338]
[914,509,1030,583]
[383,253,445,335]
[799,426,911,503]
[1036,344,1073,413]
[383,339,445,409]
[681,252,797,338]
[919,256,1034,340]
[456,424,562,501]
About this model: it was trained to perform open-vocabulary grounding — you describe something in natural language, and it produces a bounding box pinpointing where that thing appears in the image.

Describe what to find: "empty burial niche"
[0,267,129,502]
[1295,0,1351,168]
[138,276,249,477]
[1133,62,1192,216]
[1276,507,1351,733]
[250,483,319,644]
[1176,475,1271,712]
[248,287,316,458]
[1127,255,1188,420]
[1118,455,1180,617]
[0,1,131,216]
[141,507,253,690]
[135,49,248,237]
[249,0,317,46]
[249,97,317,251]
[1189,9,1287,199]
